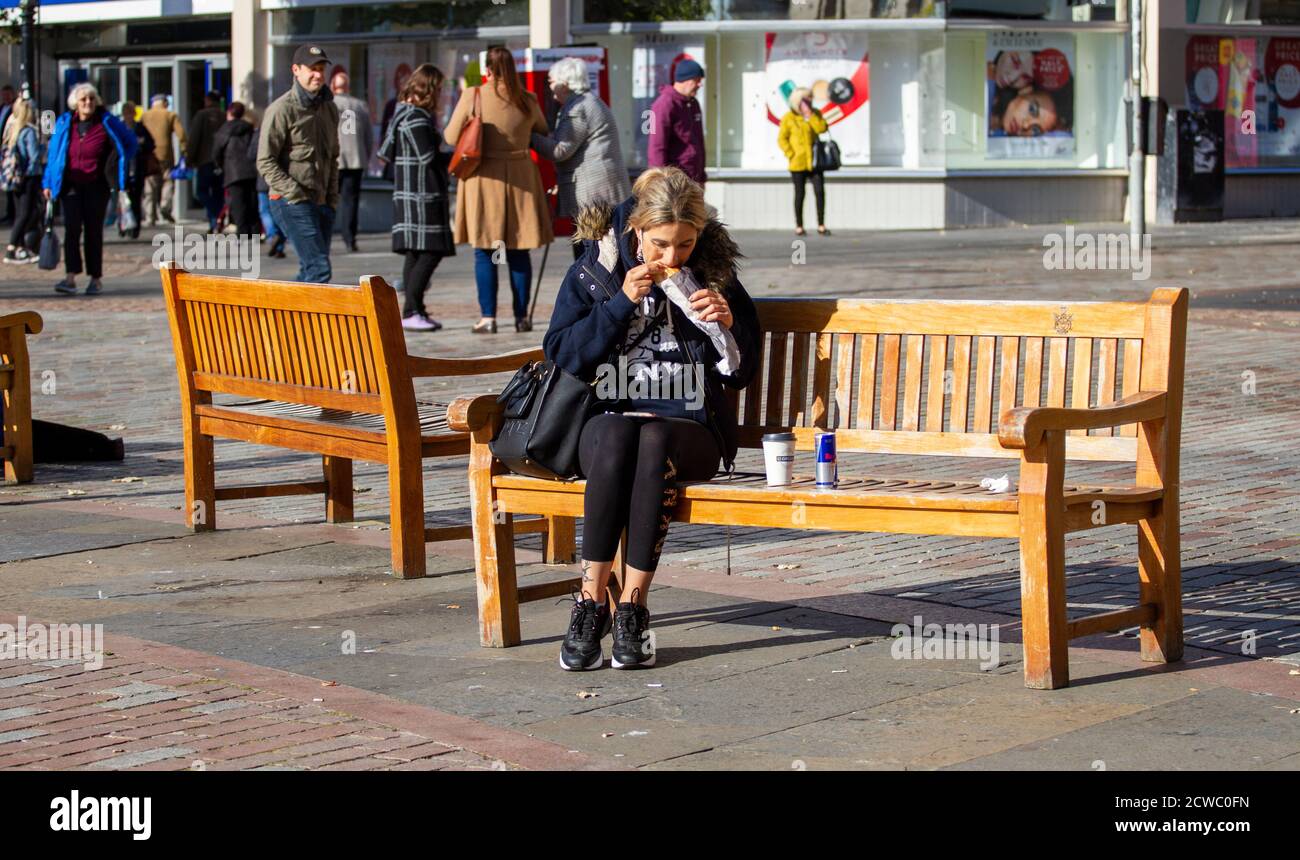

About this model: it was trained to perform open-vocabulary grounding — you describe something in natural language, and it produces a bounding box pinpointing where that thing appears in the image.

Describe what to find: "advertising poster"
[1191,36,1300,166]
[631,37,706,168]
[985,32,1075,159]
[743,31,871,168]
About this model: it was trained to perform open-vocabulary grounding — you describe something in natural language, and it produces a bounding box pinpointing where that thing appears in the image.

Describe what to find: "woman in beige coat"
[444,46,554,333]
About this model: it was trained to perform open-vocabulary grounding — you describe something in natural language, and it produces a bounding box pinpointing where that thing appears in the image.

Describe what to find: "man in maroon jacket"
[646,59,706,185]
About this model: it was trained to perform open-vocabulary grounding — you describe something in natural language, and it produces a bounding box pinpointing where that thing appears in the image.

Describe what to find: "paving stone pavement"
[2,218,1298,770]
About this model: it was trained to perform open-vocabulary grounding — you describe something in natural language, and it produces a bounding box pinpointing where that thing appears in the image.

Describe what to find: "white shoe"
[401,313,442,332]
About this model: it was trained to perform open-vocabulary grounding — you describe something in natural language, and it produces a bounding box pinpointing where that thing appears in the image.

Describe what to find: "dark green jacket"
[256,82,340,207]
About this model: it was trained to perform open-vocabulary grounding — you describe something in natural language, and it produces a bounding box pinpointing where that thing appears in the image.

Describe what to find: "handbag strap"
[472,87,481,118]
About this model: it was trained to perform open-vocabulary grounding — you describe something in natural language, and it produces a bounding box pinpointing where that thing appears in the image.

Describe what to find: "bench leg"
[467,426,520,647]
[2,330,33,484]
[543,515,576,564]
[1017,431,1069,690]
[323,456,353,524]
[183,428,216,532]
[387,446,426,579]
[1138,502,1183,664]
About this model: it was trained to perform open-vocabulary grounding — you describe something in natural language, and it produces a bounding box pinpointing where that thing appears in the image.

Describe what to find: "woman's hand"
[43,188,51,200]
[690,288,733,329]
[621,262,658,303]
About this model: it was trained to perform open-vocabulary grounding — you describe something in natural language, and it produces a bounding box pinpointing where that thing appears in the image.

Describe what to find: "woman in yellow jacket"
[777,87,830,236]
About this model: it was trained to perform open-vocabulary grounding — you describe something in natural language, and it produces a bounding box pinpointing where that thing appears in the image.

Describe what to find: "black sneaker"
[611,588,655,669]
[559,591,611,671]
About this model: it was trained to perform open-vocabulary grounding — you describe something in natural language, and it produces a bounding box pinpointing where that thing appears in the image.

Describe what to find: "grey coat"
[530,90,632,219]
[333,92,373,170]
[377,102,454,255]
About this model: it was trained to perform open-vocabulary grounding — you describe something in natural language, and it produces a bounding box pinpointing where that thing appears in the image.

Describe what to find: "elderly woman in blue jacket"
[42,82,137,296]
[543,165,762,672]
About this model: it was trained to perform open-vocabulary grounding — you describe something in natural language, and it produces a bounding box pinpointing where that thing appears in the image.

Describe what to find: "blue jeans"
[195,163,224,230]
[474,247,531,319]
[269,198,335,283]
[257,192,282,240]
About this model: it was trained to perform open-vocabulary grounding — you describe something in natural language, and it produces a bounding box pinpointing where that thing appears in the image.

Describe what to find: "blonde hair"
[2,97,34,149]
[787,87,812,112]
[626,166,709,236]
[67,82,102,112]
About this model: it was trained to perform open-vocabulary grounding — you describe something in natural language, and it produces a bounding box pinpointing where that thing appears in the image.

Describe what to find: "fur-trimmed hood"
[572,198,743,294]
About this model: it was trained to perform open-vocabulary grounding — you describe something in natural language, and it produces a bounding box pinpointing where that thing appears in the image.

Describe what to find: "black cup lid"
[762,432,796,442]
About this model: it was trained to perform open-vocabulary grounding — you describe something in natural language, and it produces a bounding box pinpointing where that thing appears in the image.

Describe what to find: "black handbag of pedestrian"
[813,131,842,172]
[38,201,60,271]
[488,263,662,481]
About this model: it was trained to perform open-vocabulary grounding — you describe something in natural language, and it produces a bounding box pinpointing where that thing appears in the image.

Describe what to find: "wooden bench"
[449,288,1188,689]
[1,311,43,484]
[160,262,575,578]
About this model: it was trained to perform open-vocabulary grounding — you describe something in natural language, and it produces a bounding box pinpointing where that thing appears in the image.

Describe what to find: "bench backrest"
[740,288,1187,462]
[160,263,413,417]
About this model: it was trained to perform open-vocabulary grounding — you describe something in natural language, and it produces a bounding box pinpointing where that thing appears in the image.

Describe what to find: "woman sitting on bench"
[543,166,763,671]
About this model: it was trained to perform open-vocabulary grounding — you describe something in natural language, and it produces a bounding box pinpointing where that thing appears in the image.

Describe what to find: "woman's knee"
[579,413,639,478]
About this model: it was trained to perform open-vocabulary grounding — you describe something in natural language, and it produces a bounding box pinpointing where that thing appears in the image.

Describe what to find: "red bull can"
[815,431,837,487]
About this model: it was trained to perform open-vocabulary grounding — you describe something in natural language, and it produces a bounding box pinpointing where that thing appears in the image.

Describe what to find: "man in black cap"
[256,44,340,283]
[187,89,227,231]
[647,58,707,185]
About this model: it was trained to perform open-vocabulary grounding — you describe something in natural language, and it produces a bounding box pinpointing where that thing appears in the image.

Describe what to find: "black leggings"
[401,250,444,317]
[9,176,41,250]
[578,413,721,573]
[791,170,825,228]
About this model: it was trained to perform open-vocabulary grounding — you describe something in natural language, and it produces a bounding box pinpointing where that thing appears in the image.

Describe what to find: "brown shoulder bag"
[448,87,482,180]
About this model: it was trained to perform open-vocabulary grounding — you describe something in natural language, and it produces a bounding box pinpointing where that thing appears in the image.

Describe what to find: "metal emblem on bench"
[1053,306,1073,335]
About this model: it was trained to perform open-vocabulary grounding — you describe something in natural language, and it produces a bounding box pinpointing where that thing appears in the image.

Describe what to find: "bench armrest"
[0,312,43,336]
[408,346,543,378]
[448,394,504,433]
[999,391,1167,450]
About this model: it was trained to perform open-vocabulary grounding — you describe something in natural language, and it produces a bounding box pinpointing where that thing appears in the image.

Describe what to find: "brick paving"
[2,218,1298,769]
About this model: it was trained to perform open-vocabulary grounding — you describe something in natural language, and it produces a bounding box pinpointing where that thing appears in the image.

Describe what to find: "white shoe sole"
[611,652,657,669]
[559,650,604,671]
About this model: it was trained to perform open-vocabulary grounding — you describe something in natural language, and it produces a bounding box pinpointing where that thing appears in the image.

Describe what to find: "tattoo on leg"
[581,561,594,584]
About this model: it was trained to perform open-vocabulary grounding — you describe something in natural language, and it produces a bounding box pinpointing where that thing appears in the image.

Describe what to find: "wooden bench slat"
[834,333,855,428]
[742,335,765,426]
[764,332,788,426]
[788,332,811,426]
[1120,337,1143,437]
[972,335,996,433]
[999,335,1021,420]
[901,334,925,432]
[925,334,948,433]
[732,425,1138,460]
[1022,336,1044,408]
[1070,337,1094,435]
[878,334,901,430]
[811,332,833,427]
[949,335,971,433]
[1047,337,1069,408]
[856,333,878,429]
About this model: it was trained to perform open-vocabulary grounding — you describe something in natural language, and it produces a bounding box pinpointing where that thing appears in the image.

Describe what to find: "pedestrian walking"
[140,95,187,226]
[187,90,226,231]
[377,64,455,332]
[2,97,43,263]
[777,87,830,236]
[543,165,762,670]
[118,101,153,240]
[530,56,632,262]
[443,45,552,333]
[646,59,706,186]
[0,84,16,226]
[212,101,259,237]
[330,68,372,253]
[42,82,138,296]
[256,43,340,283]
[247,114,286,257]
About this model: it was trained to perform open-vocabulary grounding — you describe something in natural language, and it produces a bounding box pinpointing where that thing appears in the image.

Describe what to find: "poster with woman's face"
[986,32,1075,159]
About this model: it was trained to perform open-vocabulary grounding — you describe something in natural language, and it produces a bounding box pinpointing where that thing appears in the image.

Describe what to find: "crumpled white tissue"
[658,268,741,376]
[980,474,1012,494]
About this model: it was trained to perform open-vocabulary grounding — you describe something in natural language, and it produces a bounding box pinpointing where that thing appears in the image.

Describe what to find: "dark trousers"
[791,170,826,228]
[61,179,111,279]
[269,197,335,283]
[473,247,530,319]
[337,168,363,246]
[577,413,720,572]
[401,250,445,318]
[125,176,144,237]
[195,163,224,229]
[8,176,41,251]
[226,180,259,236]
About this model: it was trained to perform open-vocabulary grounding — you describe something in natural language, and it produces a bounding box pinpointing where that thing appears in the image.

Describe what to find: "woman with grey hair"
[42,82,137,295]
[531,56,632,261]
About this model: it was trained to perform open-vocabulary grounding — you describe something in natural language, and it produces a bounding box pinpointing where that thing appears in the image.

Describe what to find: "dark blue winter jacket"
[543,196,763,468]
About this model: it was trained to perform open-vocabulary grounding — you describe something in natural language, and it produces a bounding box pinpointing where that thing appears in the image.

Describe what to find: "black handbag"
[38,201,60,271]
[489,263,657,481]
[813,131,841,173]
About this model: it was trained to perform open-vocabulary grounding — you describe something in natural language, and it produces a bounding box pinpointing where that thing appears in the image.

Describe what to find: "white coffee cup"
[762,432,796,486]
